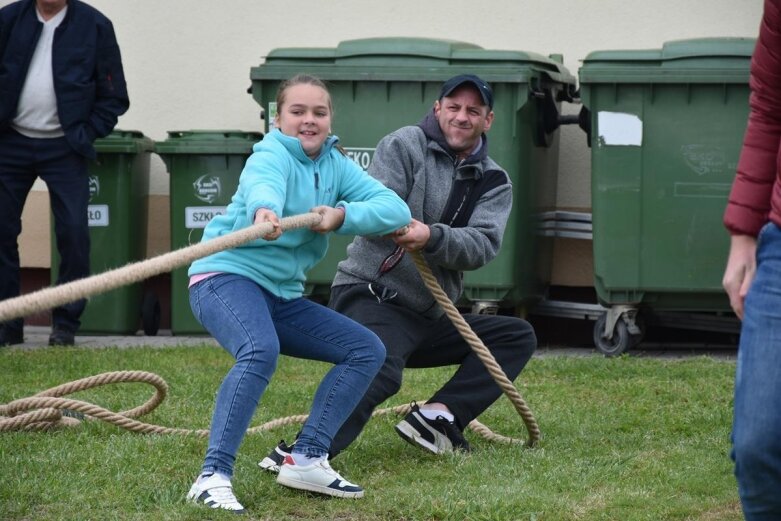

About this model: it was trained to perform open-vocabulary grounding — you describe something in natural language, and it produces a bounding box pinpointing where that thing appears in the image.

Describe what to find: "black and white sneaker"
[394,403,471,454]
[258,439,294,474]
[277,454,364,498]
[186,472,246,514]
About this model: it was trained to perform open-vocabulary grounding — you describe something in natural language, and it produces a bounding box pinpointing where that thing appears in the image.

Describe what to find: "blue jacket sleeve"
[87,18,129,140]
[334,156,411,236]
[240,147,289,221]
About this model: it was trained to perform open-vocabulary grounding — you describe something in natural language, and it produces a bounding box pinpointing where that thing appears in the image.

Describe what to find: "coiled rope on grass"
[0,371,526,445]
[0,212,539,447]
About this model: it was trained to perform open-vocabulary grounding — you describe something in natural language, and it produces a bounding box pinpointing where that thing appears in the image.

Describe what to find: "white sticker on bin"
[597,111,643,147]
[88,204,109,227]
[343,147,375,171]
[186,206,227,229]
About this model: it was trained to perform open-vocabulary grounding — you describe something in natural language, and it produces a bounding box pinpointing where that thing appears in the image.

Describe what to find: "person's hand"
[254,208,282,241]
[722,234,758,320]
[309,205,345,233]
[392,218,430,252]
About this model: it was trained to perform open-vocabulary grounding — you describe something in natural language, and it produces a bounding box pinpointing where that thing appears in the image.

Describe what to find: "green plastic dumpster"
[50,130,155,335]
[156,130,262,335]
[579,37,755,355]
[249,37,577,310]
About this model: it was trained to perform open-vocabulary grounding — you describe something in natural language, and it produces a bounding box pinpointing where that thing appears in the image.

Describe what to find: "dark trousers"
[328,283,537,457]
[0,128,90,334]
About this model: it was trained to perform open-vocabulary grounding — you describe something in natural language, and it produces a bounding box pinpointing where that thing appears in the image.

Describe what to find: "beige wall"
[7,0,764,280]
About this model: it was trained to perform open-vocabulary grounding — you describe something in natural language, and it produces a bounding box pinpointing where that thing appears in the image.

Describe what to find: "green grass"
[0,345,740,520]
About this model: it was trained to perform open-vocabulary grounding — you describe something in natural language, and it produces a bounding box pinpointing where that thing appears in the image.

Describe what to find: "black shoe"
[0,327,24,347]
[394,403,471,454]
[259,439,294,474]
[48,328,75,346]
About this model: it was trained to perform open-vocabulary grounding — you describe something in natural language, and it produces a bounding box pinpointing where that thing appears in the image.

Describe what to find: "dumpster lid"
[580,37,756,84]
[94,130,154,153]
[251,37,576,85]
[154,130,263,154]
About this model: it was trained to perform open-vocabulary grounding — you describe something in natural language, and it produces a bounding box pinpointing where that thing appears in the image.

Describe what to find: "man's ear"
[483,110,495,132]
[433,100,441,117]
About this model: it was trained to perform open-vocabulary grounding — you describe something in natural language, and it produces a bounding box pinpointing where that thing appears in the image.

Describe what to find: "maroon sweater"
[724,0,781,236]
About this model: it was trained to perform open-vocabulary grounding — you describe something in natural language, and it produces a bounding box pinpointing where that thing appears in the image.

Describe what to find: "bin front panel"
[159,131,260,335]
[583,39,751,311]
[169,154,248,335]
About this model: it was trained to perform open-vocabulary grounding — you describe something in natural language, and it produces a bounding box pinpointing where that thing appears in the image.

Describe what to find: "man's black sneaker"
[259,439,294,473]
[394,403,471,454]
[0,327,24,347]
[49,328,75,346]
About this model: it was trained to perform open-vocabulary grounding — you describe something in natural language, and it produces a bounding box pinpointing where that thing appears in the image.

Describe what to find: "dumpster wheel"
[141,292,161,336]
[593,312,642,357]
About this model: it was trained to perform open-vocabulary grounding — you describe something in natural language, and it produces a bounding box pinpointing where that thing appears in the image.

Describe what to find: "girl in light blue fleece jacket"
[185,74,410,512]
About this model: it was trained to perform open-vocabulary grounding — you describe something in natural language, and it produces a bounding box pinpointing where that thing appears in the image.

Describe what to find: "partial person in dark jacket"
[259,74,536,471]
[722,1,781,518]
[0,0,128,347]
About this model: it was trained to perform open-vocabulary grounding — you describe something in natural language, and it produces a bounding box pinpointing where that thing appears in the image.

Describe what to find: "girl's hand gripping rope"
[309,205,345,233]
[254,208,282,241]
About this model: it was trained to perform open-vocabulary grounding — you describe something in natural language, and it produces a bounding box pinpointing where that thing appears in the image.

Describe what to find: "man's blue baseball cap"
[439,74,494,109]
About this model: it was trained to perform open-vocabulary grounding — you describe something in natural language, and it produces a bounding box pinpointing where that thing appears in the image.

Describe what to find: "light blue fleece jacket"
[188,129,411,299]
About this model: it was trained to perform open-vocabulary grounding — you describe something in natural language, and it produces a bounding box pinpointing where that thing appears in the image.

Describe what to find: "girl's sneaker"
[186,473,246,514]
[276,455,364,498]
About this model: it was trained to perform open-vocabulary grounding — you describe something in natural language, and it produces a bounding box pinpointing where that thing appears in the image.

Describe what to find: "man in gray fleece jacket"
[260,75,536,467]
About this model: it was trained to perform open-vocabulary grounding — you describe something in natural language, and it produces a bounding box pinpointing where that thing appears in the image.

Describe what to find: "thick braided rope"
[410,251,541,447]
[0,212,537,445]
[1,372,508,443]
[0,213,322,323]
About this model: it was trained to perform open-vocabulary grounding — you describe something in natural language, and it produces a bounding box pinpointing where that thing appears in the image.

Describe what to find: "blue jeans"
[732,222,781,520]
[189,273,385,477]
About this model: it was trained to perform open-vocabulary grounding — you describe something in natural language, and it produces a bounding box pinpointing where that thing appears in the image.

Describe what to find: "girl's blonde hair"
[275,74,333,115]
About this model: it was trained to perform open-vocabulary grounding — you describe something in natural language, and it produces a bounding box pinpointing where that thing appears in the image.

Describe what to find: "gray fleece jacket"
[332,110,513,319]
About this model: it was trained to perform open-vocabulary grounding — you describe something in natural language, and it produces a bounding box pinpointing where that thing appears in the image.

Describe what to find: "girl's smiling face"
[276,83,332,159]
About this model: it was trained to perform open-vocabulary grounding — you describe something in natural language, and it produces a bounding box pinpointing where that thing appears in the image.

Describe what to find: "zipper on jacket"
[314,171,320,190]
[448,185,472,226]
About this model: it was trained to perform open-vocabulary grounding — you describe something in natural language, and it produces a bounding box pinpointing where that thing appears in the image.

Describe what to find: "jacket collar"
[266,128,338,163]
